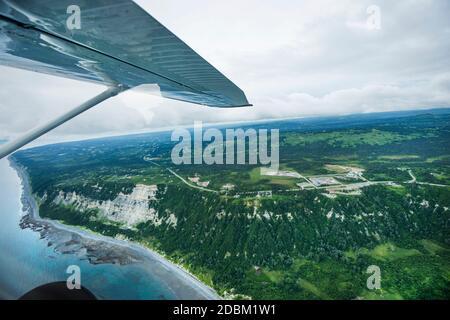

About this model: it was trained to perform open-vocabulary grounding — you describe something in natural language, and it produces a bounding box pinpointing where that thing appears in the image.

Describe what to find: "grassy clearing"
[378,155,420,160]
[385,185,407,196]
[264,270,283,283]
[298,278,330,300]
[249,167,299,188]
[369,243,421,261]
[426,155,450,163]
[362,290,404,300]
[420,240,449,255]
[284,130,429,148]
[346,243,422,261]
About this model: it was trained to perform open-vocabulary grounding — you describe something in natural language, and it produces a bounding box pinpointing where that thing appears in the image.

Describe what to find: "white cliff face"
[53,184,177,228]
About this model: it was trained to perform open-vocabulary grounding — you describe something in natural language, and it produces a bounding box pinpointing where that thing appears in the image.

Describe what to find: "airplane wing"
[0,0,251,108]
[0,0,252,158]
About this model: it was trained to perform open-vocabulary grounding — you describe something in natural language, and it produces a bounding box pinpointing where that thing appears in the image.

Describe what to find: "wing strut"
[0,85,123,159]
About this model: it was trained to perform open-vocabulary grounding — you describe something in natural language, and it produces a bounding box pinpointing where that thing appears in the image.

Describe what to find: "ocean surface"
[0,158,216,300]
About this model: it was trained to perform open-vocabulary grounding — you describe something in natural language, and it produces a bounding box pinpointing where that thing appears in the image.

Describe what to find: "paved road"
[144,156,218,193]
[166,168,218,193]
[406,169,448,187]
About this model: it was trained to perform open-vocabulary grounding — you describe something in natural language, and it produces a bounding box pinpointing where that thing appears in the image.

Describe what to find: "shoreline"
[8,157,221,300]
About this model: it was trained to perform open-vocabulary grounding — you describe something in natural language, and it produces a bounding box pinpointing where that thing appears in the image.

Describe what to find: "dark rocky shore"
[9,157,221,299]
[12,158,142,265]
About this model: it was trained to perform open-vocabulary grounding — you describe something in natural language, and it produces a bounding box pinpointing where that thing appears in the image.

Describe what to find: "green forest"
[12,109,450,299]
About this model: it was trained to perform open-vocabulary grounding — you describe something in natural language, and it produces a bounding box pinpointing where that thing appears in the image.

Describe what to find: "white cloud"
[0,0,449,143]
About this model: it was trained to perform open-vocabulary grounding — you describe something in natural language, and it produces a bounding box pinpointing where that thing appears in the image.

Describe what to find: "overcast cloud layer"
[0,0,449,144]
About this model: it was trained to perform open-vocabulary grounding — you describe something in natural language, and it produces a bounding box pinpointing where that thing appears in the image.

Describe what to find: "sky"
[0,0,449,144]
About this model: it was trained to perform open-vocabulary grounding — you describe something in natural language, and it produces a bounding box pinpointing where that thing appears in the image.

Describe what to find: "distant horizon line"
[4,105,450,150]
